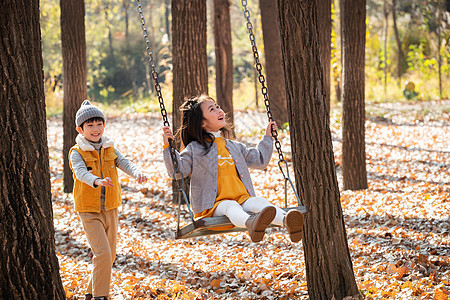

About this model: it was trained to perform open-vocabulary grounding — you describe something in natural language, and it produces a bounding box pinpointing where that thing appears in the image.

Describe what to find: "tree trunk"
[172,0,208,132]
[437,0,443,99]
[277,1,360,299]
[341,0,368,191]
[392,0,403,80]
[105,8,115,62]
[172,0,208,202]
[332,0,342,103]
[316,0,332,116]
[213,0,234,126]
[259,0,288,126]
[61,0,88,193]
[383,0,388,95]
[165,0,171,42]
[0,1,65,298]
[147,0,155,44]
[123,0,129,40]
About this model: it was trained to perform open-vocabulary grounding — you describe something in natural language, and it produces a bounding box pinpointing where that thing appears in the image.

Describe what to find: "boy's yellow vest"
[69,145,121,212]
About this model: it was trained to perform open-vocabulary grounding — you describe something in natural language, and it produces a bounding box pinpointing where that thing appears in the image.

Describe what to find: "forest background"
[40,0,450,116]
[28,0,450,298]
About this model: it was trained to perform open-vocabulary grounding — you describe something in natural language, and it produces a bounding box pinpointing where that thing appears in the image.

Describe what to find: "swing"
[135,0,307,240]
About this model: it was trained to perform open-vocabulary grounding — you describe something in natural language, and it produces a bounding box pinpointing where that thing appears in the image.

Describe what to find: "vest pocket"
[104,150,117,173]
[83,156,99,175]
[104,151,117,162]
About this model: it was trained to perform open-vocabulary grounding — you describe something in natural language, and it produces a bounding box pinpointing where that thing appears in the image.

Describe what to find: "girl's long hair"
[177,94,232,153]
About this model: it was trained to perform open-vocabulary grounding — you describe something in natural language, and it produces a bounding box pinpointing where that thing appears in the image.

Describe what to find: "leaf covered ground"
[49,100,450,299]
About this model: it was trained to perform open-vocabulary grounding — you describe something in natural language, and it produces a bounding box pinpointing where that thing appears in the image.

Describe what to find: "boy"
[69,100,148,300]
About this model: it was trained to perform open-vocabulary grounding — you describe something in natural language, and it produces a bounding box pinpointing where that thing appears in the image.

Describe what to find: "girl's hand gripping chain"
[265,121,278,137]
[162,126,175,146]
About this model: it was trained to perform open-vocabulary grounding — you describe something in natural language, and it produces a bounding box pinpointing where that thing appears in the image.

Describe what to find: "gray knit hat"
[75,100,105,127]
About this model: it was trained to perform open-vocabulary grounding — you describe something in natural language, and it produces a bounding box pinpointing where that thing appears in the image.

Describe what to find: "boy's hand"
[265,121,278,137]
[162,126,174,145]
[136,173,148,184]
[95,177,113,187]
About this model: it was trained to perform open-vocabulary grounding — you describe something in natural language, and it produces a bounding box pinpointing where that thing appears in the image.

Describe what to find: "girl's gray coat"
[163,135,273,215]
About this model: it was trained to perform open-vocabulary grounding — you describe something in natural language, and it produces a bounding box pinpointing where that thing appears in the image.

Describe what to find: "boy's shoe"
[85,294,93,300]
[284,210,304,242]
[245,206,276,242]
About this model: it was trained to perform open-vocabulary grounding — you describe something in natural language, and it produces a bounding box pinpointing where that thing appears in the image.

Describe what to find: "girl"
[162,95,304,243]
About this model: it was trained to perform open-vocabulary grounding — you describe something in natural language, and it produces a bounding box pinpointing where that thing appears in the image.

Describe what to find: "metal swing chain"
[240,0,284,164]
[135,0,196,225]
[135,0,179,170]
[241,0,304,208]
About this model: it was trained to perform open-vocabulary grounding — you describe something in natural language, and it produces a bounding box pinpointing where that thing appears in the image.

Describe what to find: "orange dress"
[194,137,251,220]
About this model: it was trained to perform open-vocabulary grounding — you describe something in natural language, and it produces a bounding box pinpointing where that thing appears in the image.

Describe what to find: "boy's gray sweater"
[163,135,273,215]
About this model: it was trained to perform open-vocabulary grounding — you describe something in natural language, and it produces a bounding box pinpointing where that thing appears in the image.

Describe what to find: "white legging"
[212,197,286,228]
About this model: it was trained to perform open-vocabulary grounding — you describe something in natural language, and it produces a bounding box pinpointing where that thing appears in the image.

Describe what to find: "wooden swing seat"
[175,206,307,239]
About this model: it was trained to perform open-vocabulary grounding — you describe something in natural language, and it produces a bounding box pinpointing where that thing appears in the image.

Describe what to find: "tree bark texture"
[165,0,171,42]
[171,0,208,202]
[437,0,443,99]
[0,1,65,298]
[61,0,88,193]
[340,0,368,191]
[316,0,332,116]
[383,0,389,94]
[392,0,403,80]
[277,1,359,299]
[213,0,234,126]
[259,0,288,126]
[171,0,208,133]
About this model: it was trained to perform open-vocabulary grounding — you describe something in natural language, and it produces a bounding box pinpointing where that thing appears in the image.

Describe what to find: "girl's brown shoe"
[245,206,276,242]
[284,210,304,242]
